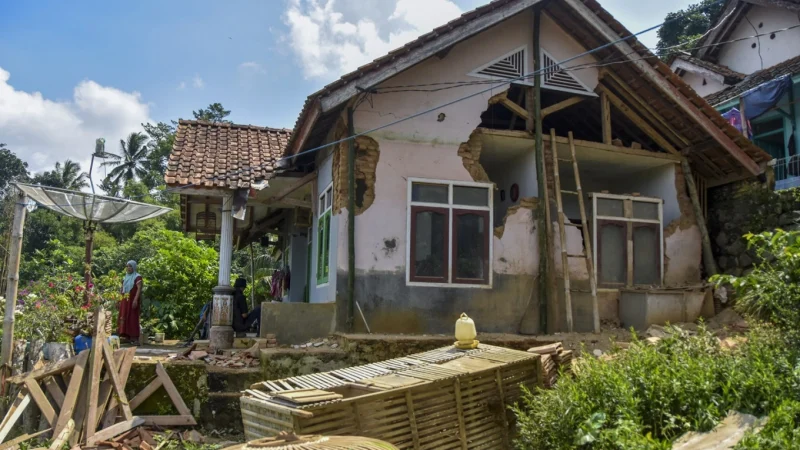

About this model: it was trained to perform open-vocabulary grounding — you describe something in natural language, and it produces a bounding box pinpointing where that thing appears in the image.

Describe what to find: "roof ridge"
[177,119,292,133]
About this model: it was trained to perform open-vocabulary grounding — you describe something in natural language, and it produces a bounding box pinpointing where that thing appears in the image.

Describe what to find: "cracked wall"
[663,163,702,285]
[332,132,380,216]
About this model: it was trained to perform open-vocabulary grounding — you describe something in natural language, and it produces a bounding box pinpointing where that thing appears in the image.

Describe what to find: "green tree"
[32,160,89,190]
[656,0,725,58]
[101,132,152,188]
[0,143,30,196]
[142,121,176,185]
[192,103,231,123]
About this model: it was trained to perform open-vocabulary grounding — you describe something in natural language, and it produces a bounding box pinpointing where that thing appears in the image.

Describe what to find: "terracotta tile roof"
[705,54,800,106]
[673,53,746,83]
[165,120,291,189]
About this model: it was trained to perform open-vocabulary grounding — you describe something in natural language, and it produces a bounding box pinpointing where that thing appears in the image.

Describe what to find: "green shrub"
[512,327,798,449]
[736,400,800,449]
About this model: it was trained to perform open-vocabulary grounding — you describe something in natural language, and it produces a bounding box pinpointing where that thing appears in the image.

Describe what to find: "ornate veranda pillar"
[210,194,235,350]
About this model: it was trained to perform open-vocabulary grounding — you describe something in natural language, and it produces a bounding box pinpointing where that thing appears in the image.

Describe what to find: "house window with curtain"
[316,184,332,285]
[406,178,493,287]
[592,193,663,287]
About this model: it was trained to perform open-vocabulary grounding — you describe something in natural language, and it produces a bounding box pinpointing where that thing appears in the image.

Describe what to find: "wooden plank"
[47,419,73,450]
[68,360,91,447]
[0,428,50,450]
[453,379,467,450]
[0,390,30,443]
[100,348,136,429]
[318,0,544,112]
[128,377,163,412]
[155,363,193,417]
[24,379,56,426]
[405,391,421,450]
[542,96,586,118]
[596,84,679,155]
[42,377,65,409]
[139,416,196,427]
[682,158,719,276]
[85,417,144,447]
[601,69,690,147]
[551,128,573,333]
[600,90,612,145]
[84,309,107,443]
[101,341,133,421]
[568,132,600,334]
[563,0,761,175]
[94,348,123,425]
[7,355,78,385]
[53,350,89,437]
[499,97,530,121]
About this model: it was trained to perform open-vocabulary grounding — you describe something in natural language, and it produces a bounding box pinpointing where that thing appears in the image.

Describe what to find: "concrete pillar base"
[209,285,235,351]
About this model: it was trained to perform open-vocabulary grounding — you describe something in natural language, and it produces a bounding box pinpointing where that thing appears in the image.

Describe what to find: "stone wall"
[708,180,800,276]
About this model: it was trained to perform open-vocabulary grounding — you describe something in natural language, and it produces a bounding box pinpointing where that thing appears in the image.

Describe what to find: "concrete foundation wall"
[260,301,336,344]
[618,289,708,331]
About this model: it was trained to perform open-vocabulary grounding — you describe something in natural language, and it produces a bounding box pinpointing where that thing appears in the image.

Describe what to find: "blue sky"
[0,0,694,173]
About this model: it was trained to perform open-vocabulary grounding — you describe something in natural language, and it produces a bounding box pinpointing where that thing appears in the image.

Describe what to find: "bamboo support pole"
[1,192,28,379]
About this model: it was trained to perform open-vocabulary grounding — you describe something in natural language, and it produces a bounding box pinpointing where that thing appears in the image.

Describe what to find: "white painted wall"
[681,71,728,98]
[717,5,800,75]
[484,150,539,225]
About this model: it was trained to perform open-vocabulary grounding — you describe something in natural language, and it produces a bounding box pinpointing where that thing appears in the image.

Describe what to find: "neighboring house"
[670,0,800,189]
[166,0,771,341]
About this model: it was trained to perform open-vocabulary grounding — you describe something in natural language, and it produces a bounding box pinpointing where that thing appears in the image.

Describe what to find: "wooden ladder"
[549,130,599,333]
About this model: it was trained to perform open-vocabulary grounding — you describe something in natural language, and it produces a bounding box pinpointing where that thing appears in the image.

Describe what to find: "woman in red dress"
[118,260,142,342]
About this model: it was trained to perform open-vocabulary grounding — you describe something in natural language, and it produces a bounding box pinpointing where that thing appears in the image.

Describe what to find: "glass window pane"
[599,223,626,284]
[319,196,325,212]
[453,186,489,206]
[596,198,624,217]
[326,191,332,209]
[412,183,448,204]
[323,214,331,278]
[413,210,446,278]
[633,226,659,285]
[455,213,487,280]
[633,202,659,220]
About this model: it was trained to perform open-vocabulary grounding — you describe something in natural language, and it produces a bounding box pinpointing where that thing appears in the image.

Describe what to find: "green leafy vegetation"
[737,400,800,449]
[655,0,725,58]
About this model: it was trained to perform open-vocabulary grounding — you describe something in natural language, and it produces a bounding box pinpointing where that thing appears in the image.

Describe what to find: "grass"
[512,326,800,449]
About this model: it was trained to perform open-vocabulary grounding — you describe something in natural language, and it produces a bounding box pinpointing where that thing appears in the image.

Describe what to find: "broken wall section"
[332,134,380,216]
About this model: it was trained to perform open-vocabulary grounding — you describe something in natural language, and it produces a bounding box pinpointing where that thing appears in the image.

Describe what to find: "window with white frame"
[406,179,493,286]
[316,184,333,285]
[592,193,663,287]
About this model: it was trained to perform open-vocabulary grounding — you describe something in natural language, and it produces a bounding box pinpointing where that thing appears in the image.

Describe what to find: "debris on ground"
[0,308,197,450]
[672,411,766,450]
[528,342,573,388]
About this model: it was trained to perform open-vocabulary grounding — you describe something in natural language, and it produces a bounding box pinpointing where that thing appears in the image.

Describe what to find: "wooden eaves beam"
[490,90,587,121]
[595,84,680,155]
[265,172,317,205]
[564,0,762,176]
[541,96,587,118]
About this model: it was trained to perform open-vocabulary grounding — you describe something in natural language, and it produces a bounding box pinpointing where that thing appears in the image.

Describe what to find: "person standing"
[232,277,261,333]
[118,260,142,343]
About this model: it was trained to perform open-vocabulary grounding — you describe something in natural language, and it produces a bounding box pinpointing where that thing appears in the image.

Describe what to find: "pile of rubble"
[527,343,573,388]
[290,337,339,350]
[168,341,261,368]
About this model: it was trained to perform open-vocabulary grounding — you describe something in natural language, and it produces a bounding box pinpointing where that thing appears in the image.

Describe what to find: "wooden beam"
[101,341,133,421]
[600,90,612,144]
[0,390,30,443]
[98,348,136,430]
[129,377,163,412]
[564,0,761,175]
[287,99,321,156]
[601,69,690,147]
[543,133,681,161]
[490,90,530,121]
[542,96,587,118]
[42,377,65,409]
[265,172,317,205]
[47,419,73,450]
[85,417,144,447]
[319,0,545,112]
[0,428,50,450]
[682,158,720,276]
[155,363,193,417]
[24,379,56,426]
[139,415,196,427]
[596,84,680,155]
[695,0,745,59]
[53,350,89,437]
[7,354,78,385]
[84,310,107,442]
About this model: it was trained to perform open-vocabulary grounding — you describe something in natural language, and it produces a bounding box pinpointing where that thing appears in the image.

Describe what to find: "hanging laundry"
[721,108,751,138]
[741,74,792,120]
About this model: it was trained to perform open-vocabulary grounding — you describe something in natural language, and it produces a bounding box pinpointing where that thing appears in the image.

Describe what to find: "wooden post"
[681,158,719,276]
[532,7,550,333]
[83,224,95,305]
[601,90,612,145]
[347,106,356,332]
[248,242,256,310]
[738,98,749,138]
[1,192,27,379]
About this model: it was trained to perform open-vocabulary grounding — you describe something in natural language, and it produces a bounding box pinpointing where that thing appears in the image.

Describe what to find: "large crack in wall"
[663,162,701,284]
[332,122,380,216]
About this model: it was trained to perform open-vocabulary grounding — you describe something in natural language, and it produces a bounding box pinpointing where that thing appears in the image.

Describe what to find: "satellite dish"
[13,182,173,302]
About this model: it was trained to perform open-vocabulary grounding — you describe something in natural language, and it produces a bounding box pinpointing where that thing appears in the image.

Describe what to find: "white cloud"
[0,66,152,174]
[238,61,267,75]
[177,81,186,90]
[192,74,204,88]
[284,0,462,79]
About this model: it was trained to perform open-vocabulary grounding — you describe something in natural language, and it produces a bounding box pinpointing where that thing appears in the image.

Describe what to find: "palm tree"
[32,160,89,190]
[101,132,152,187]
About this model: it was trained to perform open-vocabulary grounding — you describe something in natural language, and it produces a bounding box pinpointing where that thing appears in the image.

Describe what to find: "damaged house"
[167,0,772,344]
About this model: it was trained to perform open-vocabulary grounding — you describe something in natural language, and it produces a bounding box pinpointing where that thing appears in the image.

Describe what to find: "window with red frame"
[408,180,492,286]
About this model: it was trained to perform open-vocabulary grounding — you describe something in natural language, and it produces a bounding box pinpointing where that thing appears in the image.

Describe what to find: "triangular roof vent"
[540,49,594,95]
[468,46,530,85]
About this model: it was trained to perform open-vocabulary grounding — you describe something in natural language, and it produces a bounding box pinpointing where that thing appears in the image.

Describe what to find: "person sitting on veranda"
[233,277,261,333]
